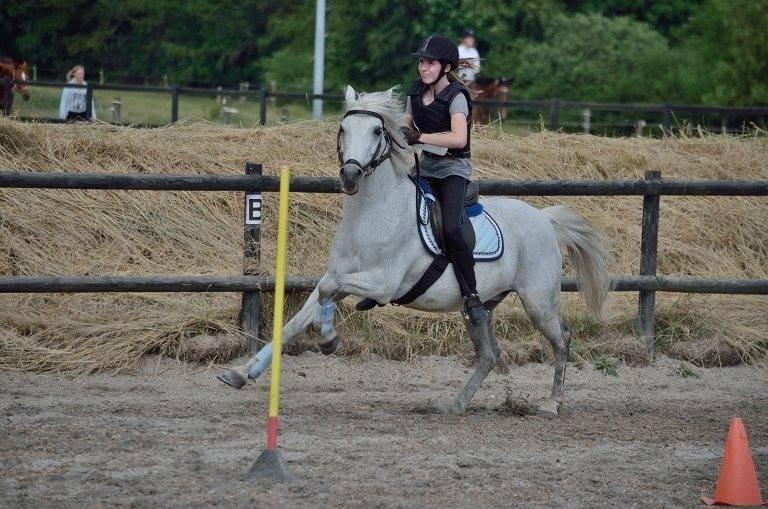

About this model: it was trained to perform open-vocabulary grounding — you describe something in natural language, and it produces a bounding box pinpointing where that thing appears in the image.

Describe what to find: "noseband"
[337,109,398,176]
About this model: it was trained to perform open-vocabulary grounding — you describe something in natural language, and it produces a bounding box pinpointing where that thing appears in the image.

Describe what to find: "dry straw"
[0,117,766,373]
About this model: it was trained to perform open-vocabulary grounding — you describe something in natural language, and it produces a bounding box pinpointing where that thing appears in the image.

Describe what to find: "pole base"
[243,449,295,483]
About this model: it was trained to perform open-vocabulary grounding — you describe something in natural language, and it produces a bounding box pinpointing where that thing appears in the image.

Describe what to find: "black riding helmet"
[412,34,459,70]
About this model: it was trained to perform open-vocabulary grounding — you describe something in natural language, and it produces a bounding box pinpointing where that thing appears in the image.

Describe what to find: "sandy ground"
[1,352,766,508]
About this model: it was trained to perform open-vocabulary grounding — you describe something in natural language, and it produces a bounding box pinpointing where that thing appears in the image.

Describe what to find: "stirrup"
[355,298,381,311]
[463,294,487,326]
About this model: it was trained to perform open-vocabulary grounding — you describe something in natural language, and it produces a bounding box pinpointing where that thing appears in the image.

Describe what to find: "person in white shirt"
[59,65,96,121]
[457,29,480,83]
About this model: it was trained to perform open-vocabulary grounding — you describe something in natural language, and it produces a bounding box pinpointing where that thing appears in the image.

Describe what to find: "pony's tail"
[543,206,612,317]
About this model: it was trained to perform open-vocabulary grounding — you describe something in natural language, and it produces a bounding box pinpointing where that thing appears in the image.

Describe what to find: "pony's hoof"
[537,399,561,417]
[318,336,338,356]
[217,369,246,389]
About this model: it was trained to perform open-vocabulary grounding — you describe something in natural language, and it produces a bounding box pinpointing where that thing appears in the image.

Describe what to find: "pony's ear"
[345,85,357,105]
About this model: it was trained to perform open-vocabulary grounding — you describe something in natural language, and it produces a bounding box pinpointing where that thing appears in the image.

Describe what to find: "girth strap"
[391,255,450,306]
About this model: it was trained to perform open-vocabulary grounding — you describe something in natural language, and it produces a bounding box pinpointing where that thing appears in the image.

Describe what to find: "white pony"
[218,86,611,416]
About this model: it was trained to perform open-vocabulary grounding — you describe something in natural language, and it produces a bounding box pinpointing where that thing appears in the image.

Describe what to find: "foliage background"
[1,0,767,105]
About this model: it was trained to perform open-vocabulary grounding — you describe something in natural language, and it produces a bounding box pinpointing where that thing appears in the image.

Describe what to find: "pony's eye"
[374,126,383,136]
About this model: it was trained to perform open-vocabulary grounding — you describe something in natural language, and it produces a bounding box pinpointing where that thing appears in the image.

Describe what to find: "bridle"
[338,108,426,226]
[337,109,404,177]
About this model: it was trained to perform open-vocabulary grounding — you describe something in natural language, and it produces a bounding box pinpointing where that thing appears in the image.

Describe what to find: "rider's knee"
[444,227,468,253]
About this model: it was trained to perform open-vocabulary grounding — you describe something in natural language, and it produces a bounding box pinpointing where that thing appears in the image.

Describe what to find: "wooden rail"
[1,166,766,360]
[4,80,768,132]
[1,171,766,196]
[0,275,765,294]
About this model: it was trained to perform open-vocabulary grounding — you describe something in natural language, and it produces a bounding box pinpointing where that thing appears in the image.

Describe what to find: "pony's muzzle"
[340,164,363,195]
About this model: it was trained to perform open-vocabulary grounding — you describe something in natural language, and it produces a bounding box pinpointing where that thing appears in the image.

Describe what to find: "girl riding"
[359,34,487,326]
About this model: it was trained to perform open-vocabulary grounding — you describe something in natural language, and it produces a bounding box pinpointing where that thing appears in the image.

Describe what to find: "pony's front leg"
[317,269,393,306]
[313,269,395,354]
[217,282,337,389]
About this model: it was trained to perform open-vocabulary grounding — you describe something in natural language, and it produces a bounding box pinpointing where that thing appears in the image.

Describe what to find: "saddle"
[357,177,504,310]
[428,180,479,253]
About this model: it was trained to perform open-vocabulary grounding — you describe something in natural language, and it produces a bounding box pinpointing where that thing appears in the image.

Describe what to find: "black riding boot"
[450,246,487,327]
[356,298,380,311]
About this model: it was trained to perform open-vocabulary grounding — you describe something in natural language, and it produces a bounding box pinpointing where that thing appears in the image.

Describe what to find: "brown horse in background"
[0,58,31,114]
[471,76,512,125]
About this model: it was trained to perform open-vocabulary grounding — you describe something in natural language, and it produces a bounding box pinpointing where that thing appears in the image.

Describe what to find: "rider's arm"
[416,112,467,149]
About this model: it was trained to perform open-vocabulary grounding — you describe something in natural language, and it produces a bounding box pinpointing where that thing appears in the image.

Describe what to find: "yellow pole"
[266,166,290,449]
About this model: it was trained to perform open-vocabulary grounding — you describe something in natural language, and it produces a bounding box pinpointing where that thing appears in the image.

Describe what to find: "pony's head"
[13,61,30,101]
[0,58,30,101]
[337,85,411,195]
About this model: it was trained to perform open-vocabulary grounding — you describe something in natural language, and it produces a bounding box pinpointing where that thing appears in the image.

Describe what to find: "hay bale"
[667,337,743,367]
[0,116,766,372]
[178,334,244,363]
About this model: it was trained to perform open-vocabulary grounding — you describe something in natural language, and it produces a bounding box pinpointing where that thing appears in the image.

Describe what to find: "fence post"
[638,170,661,361]
[85,83,93,121]
[259,89,268,126]
[111,97,122,123]
[171,86,179,123]
[549,98,560,130]
[2,77,11,115]
[241,162,263,352]
[635,119,647,137]
[32,65,37,82]
[581,108,591,134]
[662,104,672,136]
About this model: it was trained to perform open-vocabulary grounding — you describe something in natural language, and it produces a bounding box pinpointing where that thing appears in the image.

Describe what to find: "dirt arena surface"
[1,352,766,508]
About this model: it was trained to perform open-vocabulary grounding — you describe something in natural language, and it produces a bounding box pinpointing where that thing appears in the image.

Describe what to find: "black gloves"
[400,126,421,145]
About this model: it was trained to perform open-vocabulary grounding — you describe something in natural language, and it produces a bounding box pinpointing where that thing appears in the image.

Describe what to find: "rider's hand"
[400,126,421,146]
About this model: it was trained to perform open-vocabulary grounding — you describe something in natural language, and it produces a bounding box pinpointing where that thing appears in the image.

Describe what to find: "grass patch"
[11,85,346,126]
[677,362,699,378]
[593,355,619,377]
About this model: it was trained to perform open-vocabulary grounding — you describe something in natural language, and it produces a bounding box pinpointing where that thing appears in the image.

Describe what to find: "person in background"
[59,65,96,121]
[457,29,480,83]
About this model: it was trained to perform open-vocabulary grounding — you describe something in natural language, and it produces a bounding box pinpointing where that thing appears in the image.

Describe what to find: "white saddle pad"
[416,187,503,262]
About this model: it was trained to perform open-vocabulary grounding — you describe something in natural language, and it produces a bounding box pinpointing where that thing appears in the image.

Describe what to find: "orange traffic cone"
[702,417,764,506]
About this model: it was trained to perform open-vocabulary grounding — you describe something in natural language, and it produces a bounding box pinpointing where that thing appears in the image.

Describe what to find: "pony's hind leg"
[519,290,571,416]
[446,318,498,413]
[437,293,508,413]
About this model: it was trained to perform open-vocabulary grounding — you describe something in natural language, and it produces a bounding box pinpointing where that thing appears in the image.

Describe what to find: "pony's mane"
[346,88,413,173]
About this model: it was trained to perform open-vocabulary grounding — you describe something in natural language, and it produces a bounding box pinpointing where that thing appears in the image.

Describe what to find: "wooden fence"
[4,79,768,134]
[0,166,766,359]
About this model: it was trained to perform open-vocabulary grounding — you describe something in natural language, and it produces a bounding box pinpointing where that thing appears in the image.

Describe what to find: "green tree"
[512,12,675,102]
[259,0,420,93]
[675,0,768,105]
[561,0,706,38]
[469,0,562,77]
[2,0,275,85]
